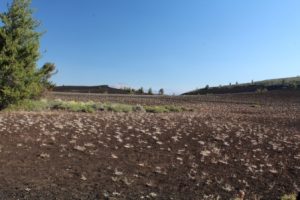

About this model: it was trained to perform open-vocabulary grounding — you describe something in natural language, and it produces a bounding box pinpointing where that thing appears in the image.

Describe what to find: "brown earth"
[0,92,299,199]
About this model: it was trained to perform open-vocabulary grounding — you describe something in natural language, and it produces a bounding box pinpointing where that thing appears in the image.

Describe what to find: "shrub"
[132,104,146,112]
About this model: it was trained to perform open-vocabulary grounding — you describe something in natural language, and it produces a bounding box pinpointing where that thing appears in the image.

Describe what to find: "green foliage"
[137,87,144,94]
[132,104,146,112]
[165,105,183,112]
[38,62,57,89]
[123,87,136,94]
[144,105,184,113]
[158,88,164,95]
[54,100,96,113]
[185,76,300,95]
[6,99,50,111]
[255,77,300,87]
[5,99,188,113]
[144,106,169,113]
[0,0,55,108]
[103,103,133,113]
[148,88,153,95]
[281,194,296,200]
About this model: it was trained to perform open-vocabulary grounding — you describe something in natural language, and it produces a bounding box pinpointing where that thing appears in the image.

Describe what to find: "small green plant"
[256,88,268,94]
[281,194,296,200]
[132,104,146,112]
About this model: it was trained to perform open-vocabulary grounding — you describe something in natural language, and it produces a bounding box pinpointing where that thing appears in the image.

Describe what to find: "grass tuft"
[281,194,297,200]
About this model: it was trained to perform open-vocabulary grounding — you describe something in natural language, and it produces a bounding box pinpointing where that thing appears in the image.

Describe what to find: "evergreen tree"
[0,0,55,107]
[137,87,144,94]
[148,88,153,95]
[158,88,164,95]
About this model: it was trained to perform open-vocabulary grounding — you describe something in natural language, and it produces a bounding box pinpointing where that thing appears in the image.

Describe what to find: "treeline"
[122,87,165,95]
[53,85,165,95]
[183,76,300,95]
[0,0,56,108]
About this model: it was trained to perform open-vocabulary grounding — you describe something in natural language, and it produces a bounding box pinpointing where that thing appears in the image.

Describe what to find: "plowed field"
[0,92,299,199]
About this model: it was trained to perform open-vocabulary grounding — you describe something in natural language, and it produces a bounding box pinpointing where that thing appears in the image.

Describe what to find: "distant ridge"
[53,85,130,94]
[182,76,300,95]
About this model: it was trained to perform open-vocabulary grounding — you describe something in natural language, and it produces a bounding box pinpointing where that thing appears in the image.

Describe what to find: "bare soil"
[0,92,299,199]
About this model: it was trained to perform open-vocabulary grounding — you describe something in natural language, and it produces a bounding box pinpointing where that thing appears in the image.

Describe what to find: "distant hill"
[182,76,300,95]
[53,85,132,94]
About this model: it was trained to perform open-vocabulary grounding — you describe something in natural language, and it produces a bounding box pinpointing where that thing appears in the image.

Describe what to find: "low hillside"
[183,76,300,95]
[53,85,131,94]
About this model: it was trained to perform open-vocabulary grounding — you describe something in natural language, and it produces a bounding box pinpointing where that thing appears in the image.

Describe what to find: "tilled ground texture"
[0,94,299,199]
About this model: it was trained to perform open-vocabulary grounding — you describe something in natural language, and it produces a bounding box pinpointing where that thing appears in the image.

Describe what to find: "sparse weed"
[281,194,297,200]
[132,104,146,112]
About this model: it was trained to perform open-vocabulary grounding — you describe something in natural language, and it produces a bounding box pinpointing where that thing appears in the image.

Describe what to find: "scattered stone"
[74,145,86,152]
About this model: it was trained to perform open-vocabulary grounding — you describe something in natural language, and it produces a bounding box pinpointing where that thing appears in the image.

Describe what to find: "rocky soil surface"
[0,93,299,199]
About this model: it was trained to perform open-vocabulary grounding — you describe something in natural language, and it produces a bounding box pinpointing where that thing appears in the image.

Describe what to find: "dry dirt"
[0,92,299,199]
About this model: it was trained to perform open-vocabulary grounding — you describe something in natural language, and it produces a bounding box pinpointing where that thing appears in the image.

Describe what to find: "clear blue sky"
[1,0,300,94]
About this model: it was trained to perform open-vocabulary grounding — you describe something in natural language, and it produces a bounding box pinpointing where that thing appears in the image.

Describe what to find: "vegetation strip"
[5,99,190,113]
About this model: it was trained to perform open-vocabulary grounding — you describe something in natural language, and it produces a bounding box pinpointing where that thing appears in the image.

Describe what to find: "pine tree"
[137,87,144,94]
[38,62,57,89]
[158,88,164,95]
[148,88,153,95]
[0,0,55,108]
